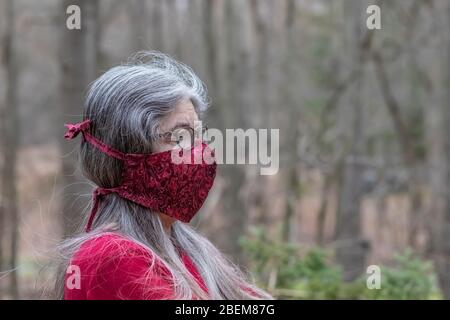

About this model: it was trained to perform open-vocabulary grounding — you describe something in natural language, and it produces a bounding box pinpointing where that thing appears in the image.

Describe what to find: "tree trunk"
[317,174,332,245]
[426,0,450,299]
[218,0,252,259]
[372,51,423,249]
[335,0,370,281]
[1,0,20,299]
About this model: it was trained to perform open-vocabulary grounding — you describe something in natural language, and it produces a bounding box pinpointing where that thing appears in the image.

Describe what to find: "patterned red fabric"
[64,120,217,232]
[64,233,209,300]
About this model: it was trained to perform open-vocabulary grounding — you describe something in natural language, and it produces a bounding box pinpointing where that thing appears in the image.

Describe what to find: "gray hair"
[54,51,273,300]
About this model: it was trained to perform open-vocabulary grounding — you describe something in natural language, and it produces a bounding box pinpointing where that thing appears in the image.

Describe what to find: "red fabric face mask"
[64,119,217,232]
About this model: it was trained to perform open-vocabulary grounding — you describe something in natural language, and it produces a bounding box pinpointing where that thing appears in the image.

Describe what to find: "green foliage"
[290,249,343,299]
[364,250,437,300]
[239,226,300,286]
[406,108,426,161]
[305,98,326,117]
[309,34,332,86]
[240,228,440,300]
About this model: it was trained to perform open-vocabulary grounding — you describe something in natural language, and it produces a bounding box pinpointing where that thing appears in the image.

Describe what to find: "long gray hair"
[54,51,273,300]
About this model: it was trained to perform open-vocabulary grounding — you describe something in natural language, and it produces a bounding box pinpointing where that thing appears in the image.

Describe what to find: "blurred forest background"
[0,0,449,299]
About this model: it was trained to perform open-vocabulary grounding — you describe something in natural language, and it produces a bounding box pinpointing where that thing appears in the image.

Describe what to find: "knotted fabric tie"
[85,187,114,232]
[64,119,91,140]
[64,119,127,161]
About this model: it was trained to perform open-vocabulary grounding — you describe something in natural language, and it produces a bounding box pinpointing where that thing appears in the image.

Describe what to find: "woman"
[55,51,273,300]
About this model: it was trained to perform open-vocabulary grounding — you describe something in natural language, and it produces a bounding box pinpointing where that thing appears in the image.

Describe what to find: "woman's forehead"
[159,99,199,132]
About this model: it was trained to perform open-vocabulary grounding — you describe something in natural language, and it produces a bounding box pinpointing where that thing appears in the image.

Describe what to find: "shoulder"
[66,233,173,300]
[70,232,162,281]
[72,232,153,265]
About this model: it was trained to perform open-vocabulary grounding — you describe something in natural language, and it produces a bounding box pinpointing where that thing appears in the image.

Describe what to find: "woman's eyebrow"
[167,122,191,132]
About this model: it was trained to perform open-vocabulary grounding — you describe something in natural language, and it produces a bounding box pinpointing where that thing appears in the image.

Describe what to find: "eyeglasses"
[151,124,210,150]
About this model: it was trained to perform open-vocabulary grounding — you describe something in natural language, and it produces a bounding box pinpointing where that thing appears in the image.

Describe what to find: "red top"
[64,233,208,300]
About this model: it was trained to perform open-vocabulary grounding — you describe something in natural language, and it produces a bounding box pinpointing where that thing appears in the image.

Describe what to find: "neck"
[157,212,174,234]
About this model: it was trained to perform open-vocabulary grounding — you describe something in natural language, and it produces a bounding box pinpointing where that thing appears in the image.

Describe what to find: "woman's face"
[152,98,199,153]
[153,98,199,230]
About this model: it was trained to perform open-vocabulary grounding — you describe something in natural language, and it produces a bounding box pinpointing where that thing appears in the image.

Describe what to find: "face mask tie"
[64,120,92,140]
[64,120,126,161]
[86,187,114,232]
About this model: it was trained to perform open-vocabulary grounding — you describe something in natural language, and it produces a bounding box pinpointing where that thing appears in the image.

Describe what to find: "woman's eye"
[170,130,185,144]
[171,138,180,145]
[173,133,184,143]
[169,128,194,149]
